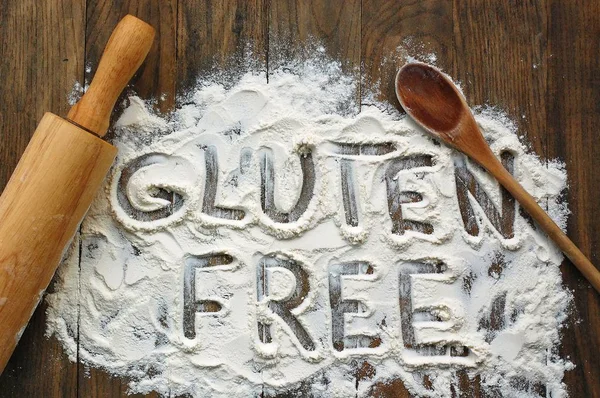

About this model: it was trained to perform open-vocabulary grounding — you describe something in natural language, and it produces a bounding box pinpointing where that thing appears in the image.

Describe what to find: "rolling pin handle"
[67,15,155,137]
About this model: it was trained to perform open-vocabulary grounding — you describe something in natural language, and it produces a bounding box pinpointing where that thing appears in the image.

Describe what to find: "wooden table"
[0,1,599,396]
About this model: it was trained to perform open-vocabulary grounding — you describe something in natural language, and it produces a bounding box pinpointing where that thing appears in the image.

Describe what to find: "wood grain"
[453,0,548,157]
[1,0,600,397]
[452,3,543,394]
[269,0,361,83]
[362,0,454,111]
[547,1,600,397]
[85,0,177,118]
[177,0,268,92]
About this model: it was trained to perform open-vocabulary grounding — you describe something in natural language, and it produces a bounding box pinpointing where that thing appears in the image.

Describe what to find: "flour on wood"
[47,55,572,397]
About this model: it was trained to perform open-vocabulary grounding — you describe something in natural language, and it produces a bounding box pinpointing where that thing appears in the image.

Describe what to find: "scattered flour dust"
[47,55,573,397]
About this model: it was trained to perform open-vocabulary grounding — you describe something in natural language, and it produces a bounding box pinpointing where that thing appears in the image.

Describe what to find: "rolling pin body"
[0,114,116,370]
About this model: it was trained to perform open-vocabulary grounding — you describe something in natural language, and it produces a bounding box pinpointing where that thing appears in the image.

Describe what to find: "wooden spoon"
[395,62,600,293]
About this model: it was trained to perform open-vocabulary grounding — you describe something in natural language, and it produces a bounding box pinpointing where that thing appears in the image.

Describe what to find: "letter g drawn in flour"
[113,153,196,229]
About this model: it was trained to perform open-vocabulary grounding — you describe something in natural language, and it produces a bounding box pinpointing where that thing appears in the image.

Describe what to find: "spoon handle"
[485,156,600,292]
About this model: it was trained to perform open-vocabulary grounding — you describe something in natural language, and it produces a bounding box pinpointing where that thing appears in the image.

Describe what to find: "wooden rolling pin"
[0,15,155,373]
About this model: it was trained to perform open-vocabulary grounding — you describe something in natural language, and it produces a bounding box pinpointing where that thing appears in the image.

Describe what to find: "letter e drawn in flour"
[385,155,435,235]
[399,261,470,359]
[329,262,380,351]
[183,253,233,340]
[257,253,315,351]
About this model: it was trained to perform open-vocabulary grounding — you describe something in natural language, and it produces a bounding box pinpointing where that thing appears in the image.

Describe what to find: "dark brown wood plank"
[547,1,600,397]
[74,1,269,397]
[453,3,549,395]
[267,1,361,396]
[0,0,84,396]
[0,0,85,186]
[177,0,269,93]
[269,0,361,79]
[362,1,453,396]
[177,1,264,396]
[80,1,268,396]
[79,1,177,397]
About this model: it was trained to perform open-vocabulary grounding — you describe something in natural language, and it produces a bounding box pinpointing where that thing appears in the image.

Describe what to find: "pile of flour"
[47,55,572,397]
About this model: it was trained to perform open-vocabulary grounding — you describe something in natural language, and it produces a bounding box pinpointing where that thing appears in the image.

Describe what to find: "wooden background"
[0,0,599,396]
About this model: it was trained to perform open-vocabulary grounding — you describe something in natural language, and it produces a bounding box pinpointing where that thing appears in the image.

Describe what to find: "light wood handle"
[67,15,155,136]
[0,114,117,373]
[487,156,600,292]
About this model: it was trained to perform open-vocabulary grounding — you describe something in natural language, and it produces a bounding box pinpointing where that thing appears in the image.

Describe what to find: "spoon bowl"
[395,62,495,166]
[395,62,463,136]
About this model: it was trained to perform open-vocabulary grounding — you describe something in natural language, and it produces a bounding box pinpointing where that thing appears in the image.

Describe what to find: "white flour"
[47,56,572,397]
